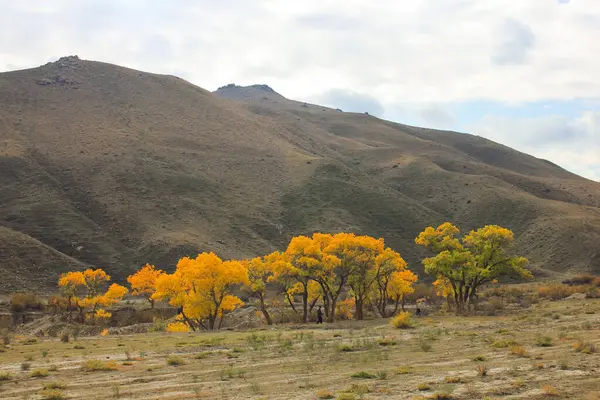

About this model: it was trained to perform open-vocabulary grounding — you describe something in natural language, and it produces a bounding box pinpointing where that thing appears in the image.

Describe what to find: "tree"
[370,247,414,317]
[335,234,383,321]
[387,269,417,314]
[243,253,279,325]
[284,235,335,322]
[127,264,165,308]
[57,269,128,323]
[416,223,531,314]
[152,252,248,330]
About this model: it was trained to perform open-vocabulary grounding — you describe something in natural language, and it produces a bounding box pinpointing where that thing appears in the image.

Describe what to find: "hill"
[1,56,599,292]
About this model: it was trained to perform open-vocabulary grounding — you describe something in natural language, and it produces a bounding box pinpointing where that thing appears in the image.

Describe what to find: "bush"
[472,355,487,362]
[541,384,559,397]
[316,389,335,399]
[535,335,553,347]
[573,340,596,354]
[39,389,66,400]
[30,368,50,378]
[21,362,31,371]
[166,321,190,333]
[337,394,356,400]
[167,356,186,366]
[10,292,44,313]
[60,332,70,343]
[510,345,529,358]
[476,364,489,376]
[390,312,414,329]
[562,274,600,286]
[350,371,376,379]
[417,382,431,391]
[81,359,119,372]
[538,284,575,300]
[0,372,12,381]
[44,382,66,389]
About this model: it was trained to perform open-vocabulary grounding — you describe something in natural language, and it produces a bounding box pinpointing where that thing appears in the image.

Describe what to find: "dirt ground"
[1,298,599,400]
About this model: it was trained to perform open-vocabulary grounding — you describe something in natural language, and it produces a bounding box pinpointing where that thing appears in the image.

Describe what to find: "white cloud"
[468,111,600,181]
[2,0,600,104]
[1,0,599,180]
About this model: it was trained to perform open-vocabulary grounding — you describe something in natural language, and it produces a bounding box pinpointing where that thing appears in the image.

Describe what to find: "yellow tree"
[127,264,165,308]
[57,269,128,322]
[387,269,418,314]
[334,234,384,321]
[153,252,248,330]
[243,253,277,325]
[284,235,334,322]
[371,247,411,317]
[58,271,85,321]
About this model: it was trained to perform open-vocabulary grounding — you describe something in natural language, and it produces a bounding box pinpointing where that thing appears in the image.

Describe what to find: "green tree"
[416,223,531,314]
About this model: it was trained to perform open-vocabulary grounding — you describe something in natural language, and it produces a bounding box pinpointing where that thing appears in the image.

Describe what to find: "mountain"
[1,56,599,292]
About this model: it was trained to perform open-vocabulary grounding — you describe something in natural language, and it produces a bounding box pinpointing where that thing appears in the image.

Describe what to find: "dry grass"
[0,298,597,399]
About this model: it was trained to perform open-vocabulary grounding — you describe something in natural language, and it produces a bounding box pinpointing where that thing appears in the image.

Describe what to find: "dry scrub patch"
[0,299,597,399]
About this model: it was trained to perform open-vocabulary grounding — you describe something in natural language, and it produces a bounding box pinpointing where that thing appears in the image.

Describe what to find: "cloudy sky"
[1,0,599,181]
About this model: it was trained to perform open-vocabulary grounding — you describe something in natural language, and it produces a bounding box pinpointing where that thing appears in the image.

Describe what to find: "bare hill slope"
[0,57,599,291]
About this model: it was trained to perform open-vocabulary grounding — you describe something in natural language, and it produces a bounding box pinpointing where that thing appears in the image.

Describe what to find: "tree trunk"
[181,309,196,331]
[285,293,298,313]
[302,289,308,323]
[149,298,155,309]
[355,296,363,321]
[392,295,400,315]
[309,296,319,313]
[260,296,272,325]
[328,296,337,323]
[401,295,406,312]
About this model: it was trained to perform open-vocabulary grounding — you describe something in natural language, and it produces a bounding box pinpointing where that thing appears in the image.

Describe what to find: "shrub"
[419,338,433,352]
[337,394,356,400]
[1,329,11,346]
[74,345,85,349]
[150,317,167,332]
[376,370,388,380]
[538,284,574,300]
[60,332,70,343]
[39,389,66,400]
[167,356,186,366]
[44,382,66,389]
[316,389,335,399]
[417,382,431,390]
[476,364,488,376]
[535,335,553,347]
[10,292,44,313]
[30,368,50,378]
[166,321,190,333]
[82,359,119,372]
[510,345,529,358]
[472,355,487,362]
[335,343,355,352]
[395,366,414,375]
[445,376,467,383]
[351,371,376,379]
[541,384,559,397]
[21,362,31,371]
[0,372,12,381]
[573,340,596,354]
[390,312,414,329]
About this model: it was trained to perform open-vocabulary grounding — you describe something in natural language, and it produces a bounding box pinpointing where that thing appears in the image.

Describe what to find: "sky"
[1,0,599,181]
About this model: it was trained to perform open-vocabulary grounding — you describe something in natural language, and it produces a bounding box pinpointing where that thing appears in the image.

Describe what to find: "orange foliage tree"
[127,264,165,308]
[57,269,128,322]
[152,252,248,330]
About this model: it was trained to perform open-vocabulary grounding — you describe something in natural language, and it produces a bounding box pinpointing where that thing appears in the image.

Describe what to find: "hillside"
[1,56,599,292]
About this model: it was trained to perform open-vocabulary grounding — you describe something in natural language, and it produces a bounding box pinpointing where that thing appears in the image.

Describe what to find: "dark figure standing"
[416,306,422,316]
[316,306,323,324]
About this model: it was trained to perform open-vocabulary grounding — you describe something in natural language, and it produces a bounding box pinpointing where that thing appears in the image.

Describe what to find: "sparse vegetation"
[81,359,119,372]
[166,356,186,366]
[30,368,50,378]
[390,312,414,329]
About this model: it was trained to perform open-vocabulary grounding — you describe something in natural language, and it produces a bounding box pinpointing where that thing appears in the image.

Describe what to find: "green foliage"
[416,223,531,313]
[350,371,376,379]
